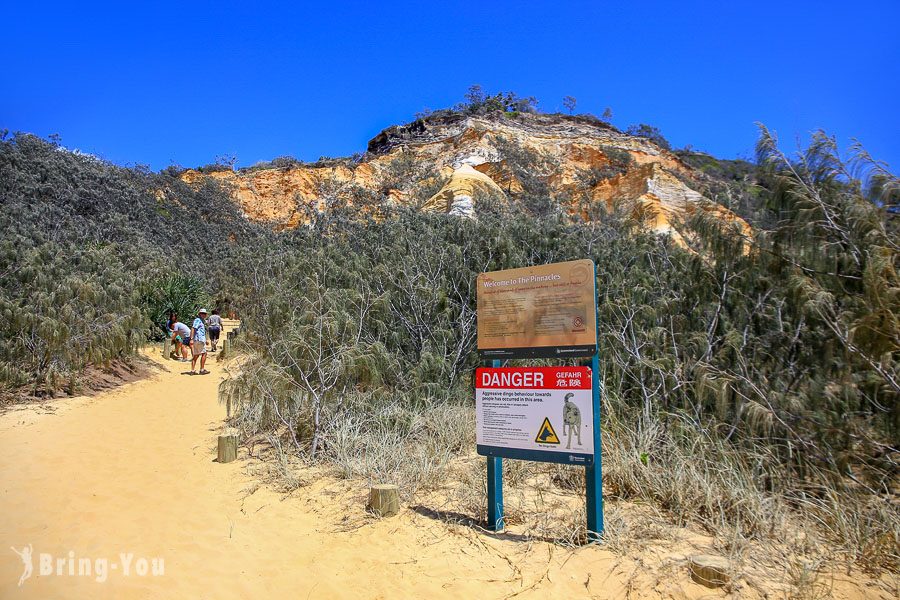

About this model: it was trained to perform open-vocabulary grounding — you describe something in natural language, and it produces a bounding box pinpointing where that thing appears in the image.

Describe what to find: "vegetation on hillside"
[0,132,271,394]
[407,85,620,137]
[220,130,897,570]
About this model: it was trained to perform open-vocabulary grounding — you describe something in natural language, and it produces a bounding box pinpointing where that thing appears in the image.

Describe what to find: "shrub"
[458,85,539,115]
[0,239,144,392]
[625,123,671,151]
[141,273,210,339]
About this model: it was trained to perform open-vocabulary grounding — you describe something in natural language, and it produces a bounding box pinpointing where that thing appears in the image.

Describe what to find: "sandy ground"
[0,335,895,599]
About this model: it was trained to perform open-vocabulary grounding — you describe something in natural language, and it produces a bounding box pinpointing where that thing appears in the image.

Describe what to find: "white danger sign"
[476,366,594,464]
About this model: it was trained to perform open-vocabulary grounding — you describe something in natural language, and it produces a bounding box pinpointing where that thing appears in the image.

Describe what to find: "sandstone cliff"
[180,112,750,240]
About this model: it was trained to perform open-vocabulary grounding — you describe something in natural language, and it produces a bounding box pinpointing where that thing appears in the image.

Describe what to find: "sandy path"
[0,335,890,599]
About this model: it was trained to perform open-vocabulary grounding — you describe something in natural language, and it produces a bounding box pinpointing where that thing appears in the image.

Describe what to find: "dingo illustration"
[11,544,33,586]
[562,393,582,449]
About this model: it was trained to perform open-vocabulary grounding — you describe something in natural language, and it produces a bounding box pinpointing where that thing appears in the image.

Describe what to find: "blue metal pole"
[585,351,604,541]
[487,456,504,531]
[586,260,604,542]
[486,358,504,531]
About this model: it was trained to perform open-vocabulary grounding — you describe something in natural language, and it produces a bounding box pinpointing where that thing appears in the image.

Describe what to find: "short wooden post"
[689,555,730,587]
[367,484,400,517]
[163,338,171,359]
[217,429,238,463]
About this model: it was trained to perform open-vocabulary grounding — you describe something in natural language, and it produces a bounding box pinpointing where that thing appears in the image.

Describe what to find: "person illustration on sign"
[563,392,582,449]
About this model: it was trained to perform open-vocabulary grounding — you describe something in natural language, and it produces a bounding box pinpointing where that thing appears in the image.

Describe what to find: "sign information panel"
[476,259,597,358]
[476,366,594,465]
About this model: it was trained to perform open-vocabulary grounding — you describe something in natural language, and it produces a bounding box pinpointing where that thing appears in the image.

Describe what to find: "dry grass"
[227,386,898,581]
[602,414,789,538]
[324,398,474,499]
[332,405,895,579]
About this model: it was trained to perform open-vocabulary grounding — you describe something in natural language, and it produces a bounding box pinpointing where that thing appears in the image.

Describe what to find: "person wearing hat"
[190,308,209,375]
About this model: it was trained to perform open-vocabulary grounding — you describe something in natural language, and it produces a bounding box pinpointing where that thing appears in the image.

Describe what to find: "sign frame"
[477,260,604,542]
[475,366,595,466]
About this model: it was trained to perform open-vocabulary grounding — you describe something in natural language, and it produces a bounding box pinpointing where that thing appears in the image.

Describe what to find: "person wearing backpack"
[207,308,223,352]
[190,308,209,375]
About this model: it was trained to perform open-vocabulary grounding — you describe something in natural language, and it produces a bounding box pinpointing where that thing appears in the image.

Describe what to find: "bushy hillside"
[0,133,272,393]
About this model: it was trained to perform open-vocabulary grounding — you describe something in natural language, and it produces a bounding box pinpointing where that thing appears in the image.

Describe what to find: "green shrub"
[0,240,143,391]
[142,273,210,339]
[625,123,671,151]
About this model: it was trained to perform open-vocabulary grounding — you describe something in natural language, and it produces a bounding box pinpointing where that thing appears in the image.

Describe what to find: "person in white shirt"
[170,321,191,362]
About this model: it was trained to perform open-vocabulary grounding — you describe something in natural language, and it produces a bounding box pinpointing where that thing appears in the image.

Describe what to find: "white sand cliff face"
[426,164,506,217]
[179,113,750,242]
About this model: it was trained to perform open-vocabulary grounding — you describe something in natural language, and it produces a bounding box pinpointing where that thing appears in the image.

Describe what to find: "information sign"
[476,259,597,358]
[476,366,594,465]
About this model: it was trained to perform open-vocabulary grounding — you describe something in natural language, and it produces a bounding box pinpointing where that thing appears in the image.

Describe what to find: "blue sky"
[2,1,898,171]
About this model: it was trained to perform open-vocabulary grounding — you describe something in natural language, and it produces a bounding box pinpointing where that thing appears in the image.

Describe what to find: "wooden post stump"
[689,555,730,588]
[367,484,400,517]
[217,429,238,464]
[163,338,171,359]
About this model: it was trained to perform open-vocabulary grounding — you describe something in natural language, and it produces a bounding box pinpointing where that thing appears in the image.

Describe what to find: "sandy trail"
[0,331,891,599]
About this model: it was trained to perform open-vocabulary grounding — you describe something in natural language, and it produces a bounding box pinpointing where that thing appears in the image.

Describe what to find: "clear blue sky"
[2,1,898,172]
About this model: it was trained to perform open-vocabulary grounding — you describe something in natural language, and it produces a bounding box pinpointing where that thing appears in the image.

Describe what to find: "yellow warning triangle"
[535,417,560,444]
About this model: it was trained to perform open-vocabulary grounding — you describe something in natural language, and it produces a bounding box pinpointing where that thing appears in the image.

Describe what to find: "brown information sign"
[477,259,597,358]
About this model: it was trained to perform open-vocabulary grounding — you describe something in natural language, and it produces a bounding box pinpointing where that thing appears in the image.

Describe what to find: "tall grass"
[325,396,473,495]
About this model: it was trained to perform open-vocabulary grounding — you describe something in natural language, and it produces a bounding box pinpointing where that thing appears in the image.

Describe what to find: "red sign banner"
[476,366,592,390]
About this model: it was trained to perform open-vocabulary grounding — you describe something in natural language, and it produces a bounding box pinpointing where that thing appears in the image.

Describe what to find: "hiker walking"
[190,308,209,375]
[207,308,223,352]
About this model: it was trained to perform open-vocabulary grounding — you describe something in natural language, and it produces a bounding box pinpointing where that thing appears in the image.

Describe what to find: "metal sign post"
[486,360,503,531]
[585,350,603,541]
[476,260,603,541]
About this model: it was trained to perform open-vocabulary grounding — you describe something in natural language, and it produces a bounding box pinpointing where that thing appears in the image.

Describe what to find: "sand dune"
[0,337,892,599]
